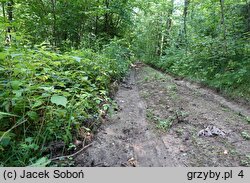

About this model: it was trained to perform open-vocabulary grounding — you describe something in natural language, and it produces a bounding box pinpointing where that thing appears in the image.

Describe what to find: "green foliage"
[241,131,250,140]
[0,0,133,166]
[51,95,68,108]
[103,38,132,76]
[132,0,250,100]
[240,154,250,166]
[156,118,173,131]
[11,0,134,48]
[1,0,249,167]
[0,44,130,166]
[146,109,174,131]
[246,116,250,124]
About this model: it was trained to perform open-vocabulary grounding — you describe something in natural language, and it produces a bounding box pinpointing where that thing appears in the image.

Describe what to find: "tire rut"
[75,65,250,167]
[75,68,181,167]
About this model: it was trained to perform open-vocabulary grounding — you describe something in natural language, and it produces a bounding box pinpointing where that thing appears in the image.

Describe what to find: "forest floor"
[75,63,250,167]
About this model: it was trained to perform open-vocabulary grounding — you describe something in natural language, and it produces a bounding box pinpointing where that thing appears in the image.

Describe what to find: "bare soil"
[75,64,250,167]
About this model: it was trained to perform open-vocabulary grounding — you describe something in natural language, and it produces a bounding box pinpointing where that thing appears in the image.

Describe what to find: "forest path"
[75,64,250,167]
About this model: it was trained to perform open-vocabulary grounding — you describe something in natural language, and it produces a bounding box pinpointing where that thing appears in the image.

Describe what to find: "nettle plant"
[0,43,130,166]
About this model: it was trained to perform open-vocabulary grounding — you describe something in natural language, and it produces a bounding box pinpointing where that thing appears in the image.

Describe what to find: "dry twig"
[49,143,93,161]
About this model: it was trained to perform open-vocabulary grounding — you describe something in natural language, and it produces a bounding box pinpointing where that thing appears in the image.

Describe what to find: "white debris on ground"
[198,125,226,137]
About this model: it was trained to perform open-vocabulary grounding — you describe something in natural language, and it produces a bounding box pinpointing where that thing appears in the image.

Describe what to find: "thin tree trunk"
[7,1,13,22]
[94,0,99,36]
[246,0,250,32]
[104,0,110,36]
[2,2,7,39]
[164,0,174,49]
[95,16,99,36]
[155,15,160,56]
[159,0,175,56]
[2,2,6,21]
[159,20,165,57]
[183,0,189,54]
[159,14,165,57]
[6,0,14,44]
[51,0,57,47]
[219,0,227,54]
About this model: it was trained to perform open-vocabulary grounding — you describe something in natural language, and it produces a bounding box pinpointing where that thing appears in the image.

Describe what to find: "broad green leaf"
[51,95,68,107]
[27,111,39,121]
[32,100,44,108]
[0,136,11,147]
[0,132,15,147]
[13,90,23,97]
[10,80,22,90]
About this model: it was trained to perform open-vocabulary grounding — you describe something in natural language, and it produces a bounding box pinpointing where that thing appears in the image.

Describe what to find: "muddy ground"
[75,64,250,167]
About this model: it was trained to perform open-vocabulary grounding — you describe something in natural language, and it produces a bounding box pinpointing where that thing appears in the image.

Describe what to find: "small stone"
[224,150,228,155]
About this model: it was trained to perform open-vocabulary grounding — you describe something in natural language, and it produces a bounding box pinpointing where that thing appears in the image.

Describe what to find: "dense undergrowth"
[0,40,131,166]
[1,0,249,167]
[131,1,250,101]
[145,47,250,100]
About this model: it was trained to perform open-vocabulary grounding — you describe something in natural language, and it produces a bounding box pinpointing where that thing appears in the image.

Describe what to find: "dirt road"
[75,64,250,167]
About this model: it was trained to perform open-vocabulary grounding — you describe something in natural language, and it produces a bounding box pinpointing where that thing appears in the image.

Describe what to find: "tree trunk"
[219,0,227,54]
[6,0,14,44]
[167,0,174,34]
[104,0,110,36]
[94,0,100,36]
[158,14,164,56]
[7,1,13,22]
[159,0,174,56]
[2,2,7,40]
[159,22,165,57]
[51,0,57,47]
[183,0,189,53]
[155,15,161,56]
[246,0,250,32]
[2,2,6,21]
[164,0,174,49]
